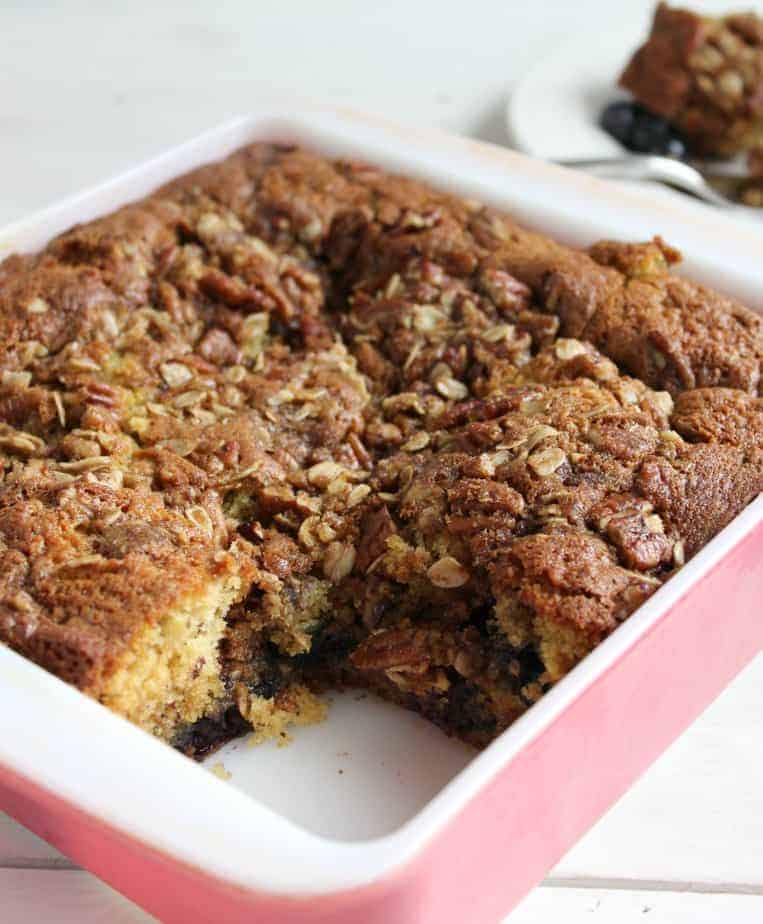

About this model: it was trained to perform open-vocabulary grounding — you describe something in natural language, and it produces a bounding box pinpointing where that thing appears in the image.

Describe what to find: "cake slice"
[620,2,763,157]
[0,460,248,741]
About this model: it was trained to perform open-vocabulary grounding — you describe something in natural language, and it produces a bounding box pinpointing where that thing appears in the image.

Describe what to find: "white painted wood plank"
[554,654,763,885]
[0,0,655,226]
[0,814,68,866]
[1,870,154,923]
[3,871,763,923]
[511,886,763,923]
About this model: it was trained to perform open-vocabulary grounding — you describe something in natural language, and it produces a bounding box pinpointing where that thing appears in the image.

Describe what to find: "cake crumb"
[210,761,231,781]
[243,684,327,748]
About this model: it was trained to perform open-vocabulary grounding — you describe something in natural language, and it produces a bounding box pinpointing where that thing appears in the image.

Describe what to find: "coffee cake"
[1,143,761,754]
[620,3,763,159]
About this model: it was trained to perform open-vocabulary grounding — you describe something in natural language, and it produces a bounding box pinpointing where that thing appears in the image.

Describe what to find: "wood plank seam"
[2,862,763,898]
[544,878,763,896]
[0,859,79,870]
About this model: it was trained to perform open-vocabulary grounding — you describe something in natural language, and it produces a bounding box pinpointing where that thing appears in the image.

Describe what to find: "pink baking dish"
[1,104,761,924]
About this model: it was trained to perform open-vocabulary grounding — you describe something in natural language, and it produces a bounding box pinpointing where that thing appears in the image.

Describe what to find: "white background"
[1,1,762,920]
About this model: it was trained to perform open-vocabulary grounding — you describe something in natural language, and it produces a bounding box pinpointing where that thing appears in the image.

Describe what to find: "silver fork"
[556,155,748,208]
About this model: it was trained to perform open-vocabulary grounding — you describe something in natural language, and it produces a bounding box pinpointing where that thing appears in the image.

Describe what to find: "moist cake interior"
[0,143,761,757]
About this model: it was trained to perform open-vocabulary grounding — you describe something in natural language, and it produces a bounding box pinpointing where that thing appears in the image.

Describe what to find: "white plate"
[506,24,638,161]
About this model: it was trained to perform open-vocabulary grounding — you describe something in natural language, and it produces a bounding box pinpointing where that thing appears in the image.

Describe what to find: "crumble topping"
[0,142,760,752]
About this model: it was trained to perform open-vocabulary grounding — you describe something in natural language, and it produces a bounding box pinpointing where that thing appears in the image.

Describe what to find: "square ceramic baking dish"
[0,104,761,924]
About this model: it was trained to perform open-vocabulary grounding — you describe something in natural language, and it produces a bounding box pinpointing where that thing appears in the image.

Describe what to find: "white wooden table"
[1,1,761,920]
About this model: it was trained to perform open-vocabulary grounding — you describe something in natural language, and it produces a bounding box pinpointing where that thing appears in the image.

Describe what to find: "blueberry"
[599,101,637,145]
[600,100,688,159]
[630,108,672,153]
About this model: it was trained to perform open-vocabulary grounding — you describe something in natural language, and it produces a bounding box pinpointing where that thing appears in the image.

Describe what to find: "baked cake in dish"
[0,143,761,755]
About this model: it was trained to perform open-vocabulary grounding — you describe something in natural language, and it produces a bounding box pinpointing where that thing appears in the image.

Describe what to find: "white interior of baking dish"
[1,105,761,894]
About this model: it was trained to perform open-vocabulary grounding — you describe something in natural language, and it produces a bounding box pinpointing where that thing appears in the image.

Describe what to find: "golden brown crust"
[671,387,763,450]
[0,141,760,750]
[497,229,762,396]
[636,443,761,556]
